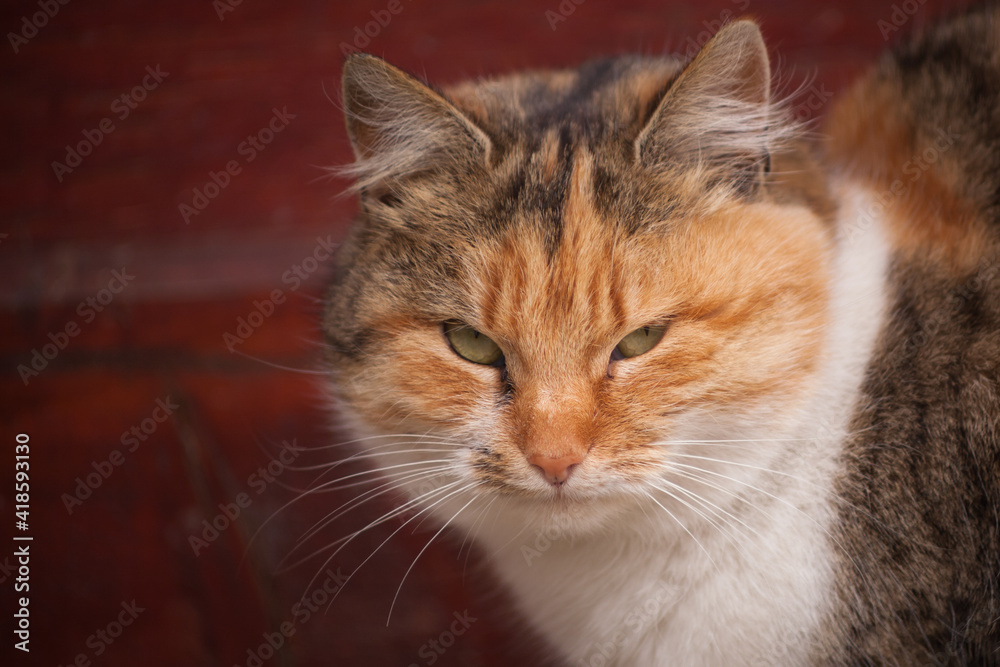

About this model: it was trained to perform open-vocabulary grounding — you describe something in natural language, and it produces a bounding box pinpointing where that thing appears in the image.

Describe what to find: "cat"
[323,6,1000,665]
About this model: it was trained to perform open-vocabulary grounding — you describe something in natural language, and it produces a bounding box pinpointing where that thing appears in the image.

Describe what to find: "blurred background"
[1,0,973,665]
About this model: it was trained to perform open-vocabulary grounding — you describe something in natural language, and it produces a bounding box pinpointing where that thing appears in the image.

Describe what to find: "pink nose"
[528,453,585,486]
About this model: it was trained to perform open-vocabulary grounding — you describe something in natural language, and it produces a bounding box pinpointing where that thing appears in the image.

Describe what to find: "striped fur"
[324,11,1000,665]
[821,5,1000,664]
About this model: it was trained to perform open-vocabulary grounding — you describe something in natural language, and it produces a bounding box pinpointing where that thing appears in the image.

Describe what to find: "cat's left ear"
[635,20,775,195]
[341,53,493,190]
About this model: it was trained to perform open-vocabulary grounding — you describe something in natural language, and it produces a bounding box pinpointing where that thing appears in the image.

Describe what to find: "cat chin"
[481,486,644,539]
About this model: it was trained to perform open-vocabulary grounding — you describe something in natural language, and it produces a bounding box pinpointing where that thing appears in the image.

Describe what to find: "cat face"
[327,22,832,534]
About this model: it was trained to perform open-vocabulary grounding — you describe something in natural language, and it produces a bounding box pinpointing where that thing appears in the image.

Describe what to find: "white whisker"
[289,465,457,549]
[667,452,824,490]
[654,477,761,544]
[669,462,868,578]
[279,477,463,574]
[641,490,717,570]
[319,482,479,614]
[304,432,469,452]
[387,492,480,624]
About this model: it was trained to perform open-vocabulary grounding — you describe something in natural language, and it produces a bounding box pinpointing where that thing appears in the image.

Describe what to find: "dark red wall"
[1,0,971,665]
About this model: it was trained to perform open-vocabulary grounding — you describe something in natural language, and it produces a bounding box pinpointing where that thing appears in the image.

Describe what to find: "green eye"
[614,325,666,359]
[444,322,504,366]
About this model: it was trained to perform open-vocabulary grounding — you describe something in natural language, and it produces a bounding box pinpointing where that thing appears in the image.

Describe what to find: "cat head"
[325,21,833,534]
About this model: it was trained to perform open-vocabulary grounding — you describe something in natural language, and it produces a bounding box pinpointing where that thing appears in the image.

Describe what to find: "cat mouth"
[482,478,590,503]
[511,478,624,506]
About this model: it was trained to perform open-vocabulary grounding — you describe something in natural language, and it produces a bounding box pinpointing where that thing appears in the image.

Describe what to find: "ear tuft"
[635,20,791,195]
[339,54,492,191]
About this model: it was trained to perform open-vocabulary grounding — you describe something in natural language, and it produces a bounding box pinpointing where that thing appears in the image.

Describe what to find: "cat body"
[326,7,1000,665]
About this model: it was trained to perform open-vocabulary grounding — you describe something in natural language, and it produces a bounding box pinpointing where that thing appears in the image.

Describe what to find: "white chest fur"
[454,186,893,666]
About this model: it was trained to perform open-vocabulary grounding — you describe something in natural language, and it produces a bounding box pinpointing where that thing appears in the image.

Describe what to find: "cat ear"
[635,20,777,194]
[341,54,492,190]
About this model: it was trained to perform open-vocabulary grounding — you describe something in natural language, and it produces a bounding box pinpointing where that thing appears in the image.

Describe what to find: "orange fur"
[341,151,833,488]
[825,75,990,273]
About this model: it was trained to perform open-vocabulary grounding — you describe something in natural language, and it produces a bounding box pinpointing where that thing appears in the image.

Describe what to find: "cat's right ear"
[340,54,492,190]
[635,20,780,196]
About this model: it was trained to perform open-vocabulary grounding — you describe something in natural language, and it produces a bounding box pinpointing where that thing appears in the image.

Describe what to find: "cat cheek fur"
[333,196,832,513]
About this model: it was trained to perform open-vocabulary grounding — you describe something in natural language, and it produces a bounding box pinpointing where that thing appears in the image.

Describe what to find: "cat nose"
[528,453,585,486]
